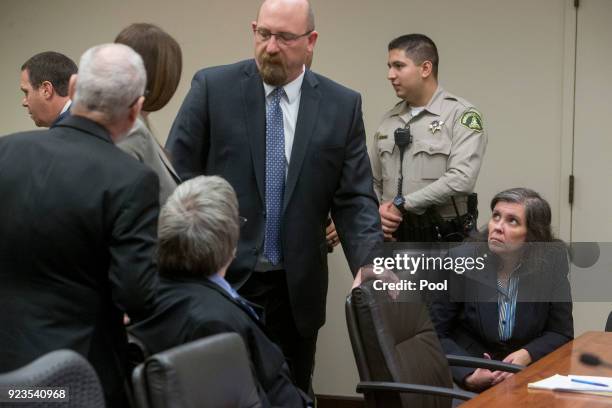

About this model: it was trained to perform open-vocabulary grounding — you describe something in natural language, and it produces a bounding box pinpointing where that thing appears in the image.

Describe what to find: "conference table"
[461,331,612,407]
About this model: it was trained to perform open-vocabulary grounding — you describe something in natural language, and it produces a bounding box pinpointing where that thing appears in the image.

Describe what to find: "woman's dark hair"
[490,187,554,242]
[115,23,182,112]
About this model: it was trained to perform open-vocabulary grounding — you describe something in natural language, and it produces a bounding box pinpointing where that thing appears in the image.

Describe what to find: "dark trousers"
[239,270,318,397]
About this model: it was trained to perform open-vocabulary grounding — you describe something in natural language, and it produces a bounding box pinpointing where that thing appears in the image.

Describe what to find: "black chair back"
[0,349,105,408]
[346,281,454,408]
[132,332,261,408]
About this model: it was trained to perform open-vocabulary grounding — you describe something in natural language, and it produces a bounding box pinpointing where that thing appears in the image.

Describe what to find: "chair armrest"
[446,354,523,373]
[356,381,477,401]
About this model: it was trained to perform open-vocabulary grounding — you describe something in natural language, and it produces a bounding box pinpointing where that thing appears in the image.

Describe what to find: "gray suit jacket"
[166,59,383,336]
[118,116,180,204]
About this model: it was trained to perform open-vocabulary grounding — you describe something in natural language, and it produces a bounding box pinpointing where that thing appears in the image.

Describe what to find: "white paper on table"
[528,374,612,393]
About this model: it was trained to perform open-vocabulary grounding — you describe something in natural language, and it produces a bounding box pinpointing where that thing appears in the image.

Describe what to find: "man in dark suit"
[166,0,383,393]
[130,175,310,407]
[0,43,159,407]
[19,51,77,127]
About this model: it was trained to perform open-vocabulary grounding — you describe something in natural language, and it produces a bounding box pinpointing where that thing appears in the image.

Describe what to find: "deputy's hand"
[326,220,339,248]
[379,202,402,241]
[464,353,496,392]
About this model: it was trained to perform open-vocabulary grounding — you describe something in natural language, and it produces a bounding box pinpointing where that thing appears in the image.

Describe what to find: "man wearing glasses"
[371,34,487,243]
[166,0,382,396]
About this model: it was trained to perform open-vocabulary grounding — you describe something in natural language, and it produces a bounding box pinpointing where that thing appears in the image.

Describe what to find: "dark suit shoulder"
[308,69,361,99]
[133,279,255,351]
[53,123,158,186]
[193,59,255,82]
[0,129,47,144]
[158,280,247,324]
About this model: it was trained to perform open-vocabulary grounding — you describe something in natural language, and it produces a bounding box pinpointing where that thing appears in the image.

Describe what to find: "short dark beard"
[259,52,288,86]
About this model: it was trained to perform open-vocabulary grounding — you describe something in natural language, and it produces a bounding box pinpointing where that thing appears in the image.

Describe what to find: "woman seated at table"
[430,187,573,392]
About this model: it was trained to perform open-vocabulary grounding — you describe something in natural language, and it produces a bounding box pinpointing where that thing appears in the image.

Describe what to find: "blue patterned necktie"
[263,87,285,265]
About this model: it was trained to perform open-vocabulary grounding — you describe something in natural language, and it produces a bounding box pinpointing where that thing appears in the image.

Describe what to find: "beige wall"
[2,0,608,397]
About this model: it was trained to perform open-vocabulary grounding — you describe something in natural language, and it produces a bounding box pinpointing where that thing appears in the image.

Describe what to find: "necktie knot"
[270,87,285,104]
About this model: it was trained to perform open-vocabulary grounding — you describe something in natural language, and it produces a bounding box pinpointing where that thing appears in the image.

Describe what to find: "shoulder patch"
[460,110,484,132]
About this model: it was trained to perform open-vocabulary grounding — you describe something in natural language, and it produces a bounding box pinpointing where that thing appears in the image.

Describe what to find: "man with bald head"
[167,0,382,394]
[0,44,158,407]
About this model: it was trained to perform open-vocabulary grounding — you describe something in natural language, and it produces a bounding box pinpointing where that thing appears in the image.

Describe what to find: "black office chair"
[132,332,261,408]
[127,330,150,373]
[346,281,522,408]
[606,311,612,332]
[0,349,105,408]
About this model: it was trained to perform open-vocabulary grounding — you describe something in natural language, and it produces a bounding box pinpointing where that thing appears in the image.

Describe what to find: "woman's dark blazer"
[429,242,573,383]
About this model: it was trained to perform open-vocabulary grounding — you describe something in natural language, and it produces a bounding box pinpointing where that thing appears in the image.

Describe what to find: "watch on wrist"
[393,195,407,215]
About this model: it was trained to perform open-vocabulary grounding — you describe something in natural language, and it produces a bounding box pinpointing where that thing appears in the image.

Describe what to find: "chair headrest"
[0,349,105,408]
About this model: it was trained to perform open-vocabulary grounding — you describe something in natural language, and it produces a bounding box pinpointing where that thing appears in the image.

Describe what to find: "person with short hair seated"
[130,175,310,407]
[430,187,573,392]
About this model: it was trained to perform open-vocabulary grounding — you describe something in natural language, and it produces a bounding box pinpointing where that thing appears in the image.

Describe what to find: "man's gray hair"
[73,43,146,123]
[158,175,240,278]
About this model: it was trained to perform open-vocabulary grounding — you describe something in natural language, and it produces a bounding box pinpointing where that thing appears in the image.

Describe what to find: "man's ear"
[128,96,144,123]
[40,81,54,99]
[307,30,318,53]
[68,74,77,100]
[421,60,433,79]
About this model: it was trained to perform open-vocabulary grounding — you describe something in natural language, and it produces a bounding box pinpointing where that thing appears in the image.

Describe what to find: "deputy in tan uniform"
[371,34,487,242]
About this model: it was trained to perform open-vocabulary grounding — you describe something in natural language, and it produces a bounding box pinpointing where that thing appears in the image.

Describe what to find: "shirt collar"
[392,85,446,123]
[424,86,445,116]
[263,66,305,103]
[61,99,72,114]
[207,273,239,299]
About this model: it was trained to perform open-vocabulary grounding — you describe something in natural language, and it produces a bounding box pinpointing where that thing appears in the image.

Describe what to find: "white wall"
[1,0,608,397]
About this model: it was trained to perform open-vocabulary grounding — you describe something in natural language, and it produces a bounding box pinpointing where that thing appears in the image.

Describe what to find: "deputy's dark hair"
[388,34,439,78]
[21,51,77,97]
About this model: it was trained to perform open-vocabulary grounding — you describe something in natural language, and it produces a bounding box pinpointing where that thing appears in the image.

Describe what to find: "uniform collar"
[392,85,447,123]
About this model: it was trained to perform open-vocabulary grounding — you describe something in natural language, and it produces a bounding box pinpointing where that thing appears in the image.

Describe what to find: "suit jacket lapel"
[476,267,500,343]
[153,138,181,183]
[283,70,320,213]
[241,61,266,207]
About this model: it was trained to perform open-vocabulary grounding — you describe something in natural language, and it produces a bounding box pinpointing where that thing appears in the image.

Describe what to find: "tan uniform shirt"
[370,86,487,218]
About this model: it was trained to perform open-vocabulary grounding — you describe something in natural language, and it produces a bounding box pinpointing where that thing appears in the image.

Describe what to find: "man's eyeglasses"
[254,28,313,45]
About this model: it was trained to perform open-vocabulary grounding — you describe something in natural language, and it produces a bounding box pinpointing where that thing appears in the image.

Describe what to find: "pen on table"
[571,378,610,387]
